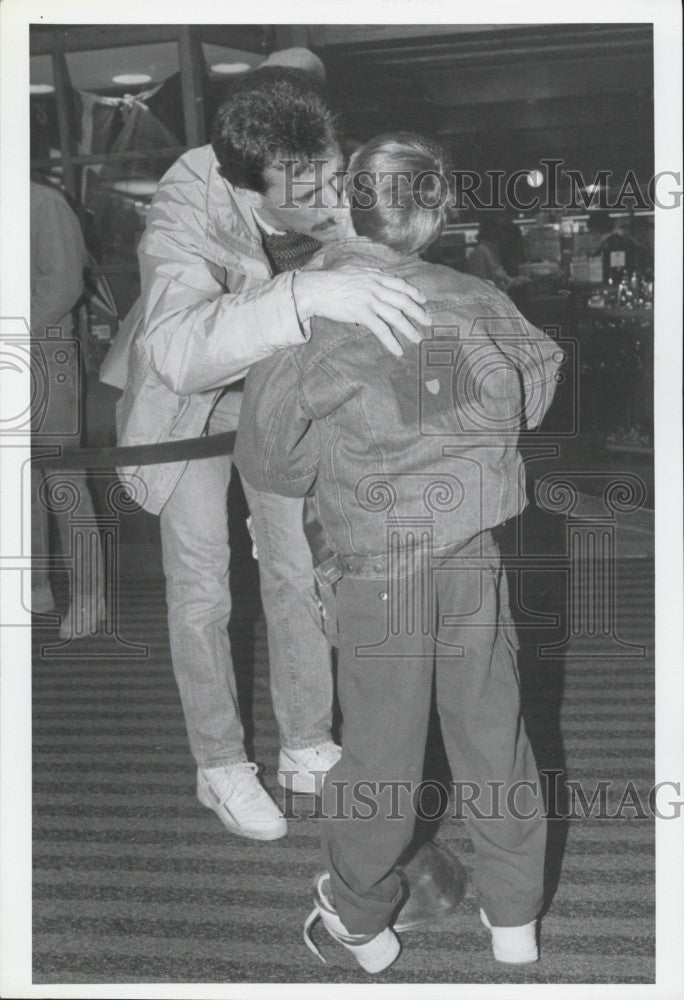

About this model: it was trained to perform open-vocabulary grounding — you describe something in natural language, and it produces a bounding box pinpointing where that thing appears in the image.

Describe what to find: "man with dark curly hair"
[102,64,429,842]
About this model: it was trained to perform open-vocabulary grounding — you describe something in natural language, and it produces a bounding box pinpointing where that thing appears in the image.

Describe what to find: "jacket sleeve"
[485,295,564,430]
[135,157,307,396]
[30,188,87,335]
[234,347,319,497]
[235,319,356,496]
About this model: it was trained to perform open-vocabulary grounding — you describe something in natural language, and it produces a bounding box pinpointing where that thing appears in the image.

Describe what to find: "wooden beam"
[30,25,184,56]
[30,24,269,56]
[195,25,270,52]
[50,51,78,202]
[178,26,206,148]
[319,23,653,67]
[31,146,188,169]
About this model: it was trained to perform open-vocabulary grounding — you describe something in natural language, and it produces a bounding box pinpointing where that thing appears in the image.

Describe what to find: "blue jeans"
[159,394,333,768]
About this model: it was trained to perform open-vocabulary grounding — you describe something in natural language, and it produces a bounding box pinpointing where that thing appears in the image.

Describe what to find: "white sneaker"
[197,762,287,840]
[278,741,341,794]
[480,908,539,964]
[304,872,400,974]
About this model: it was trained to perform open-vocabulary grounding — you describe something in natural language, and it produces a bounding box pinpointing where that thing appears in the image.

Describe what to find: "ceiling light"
[112,73,152,86]
[30,84,55,95]
[211,62,251,75]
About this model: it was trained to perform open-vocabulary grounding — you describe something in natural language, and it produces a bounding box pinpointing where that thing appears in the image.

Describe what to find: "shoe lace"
[303,906,326,964]
[303,876,377,964]
[304,873,331,964]
[210,762,263,807]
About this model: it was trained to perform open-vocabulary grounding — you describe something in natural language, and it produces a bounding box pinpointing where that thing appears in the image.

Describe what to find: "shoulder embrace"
[416,260,510,306]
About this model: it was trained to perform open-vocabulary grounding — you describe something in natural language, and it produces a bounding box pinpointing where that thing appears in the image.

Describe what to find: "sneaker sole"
[490,944,539,964]
[313,877,401,974]
[318,914,401,973]
[480,909,539,964]
[197,782,287,841]
[353,932,401,974]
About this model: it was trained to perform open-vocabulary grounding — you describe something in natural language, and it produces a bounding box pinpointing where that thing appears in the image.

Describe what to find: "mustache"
[310,217,340,232]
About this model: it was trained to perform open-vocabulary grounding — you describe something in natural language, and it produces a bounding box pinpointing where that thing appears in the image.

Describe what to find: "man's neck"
[252,209,287,237]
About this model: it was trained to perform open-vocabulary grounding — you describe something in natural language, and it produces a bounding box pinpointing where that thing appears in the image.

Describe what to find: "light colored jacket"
[100,144,306,514]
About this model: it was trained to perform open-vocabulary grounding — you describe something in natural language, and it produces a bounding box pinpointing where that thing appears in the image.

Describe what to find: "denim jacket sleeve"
[235,322,358,497]
[485,294,563,430]
[234,346,318,497]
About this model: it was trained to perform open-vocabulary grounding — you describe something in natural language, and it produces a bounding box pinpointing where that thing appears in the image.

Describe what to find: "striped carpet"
[32,508,655,985]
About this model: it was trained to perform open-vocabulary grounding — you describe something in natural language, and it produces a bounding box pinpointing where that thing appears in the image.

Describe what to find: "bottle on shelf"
[602,228,634,285]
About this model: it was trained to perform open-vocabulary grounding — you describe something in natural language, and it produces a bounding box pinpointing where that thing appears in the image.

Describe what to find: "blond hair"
[347,132,452,253]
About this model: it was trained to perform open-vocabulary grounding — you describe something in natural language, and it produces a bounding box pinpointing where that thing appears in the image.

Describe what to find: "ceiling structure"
[30,23,654,204]
[316,24,654,195]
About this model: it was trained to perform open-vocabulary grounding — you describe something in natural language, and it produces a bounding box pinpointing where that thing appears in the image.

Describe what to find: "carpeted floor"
[32,501,655,986]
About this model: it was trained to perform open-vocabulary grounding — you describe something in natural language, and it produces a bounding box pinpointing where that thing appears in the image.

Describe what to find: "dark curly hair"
[211,67,339,193]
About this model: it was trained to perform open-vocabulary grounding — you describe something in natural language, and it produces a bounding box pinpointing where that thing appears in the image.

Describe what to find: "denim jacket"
[234,238,563,557]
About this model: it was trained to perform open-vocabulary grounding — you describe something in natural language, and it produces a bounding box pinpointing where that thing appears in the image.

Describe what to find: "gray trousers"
[321,530,547,935]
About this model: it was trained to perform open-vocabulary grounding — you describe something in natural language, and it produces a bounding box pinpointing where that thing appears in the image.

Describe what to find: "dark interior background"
[30,22,654,201]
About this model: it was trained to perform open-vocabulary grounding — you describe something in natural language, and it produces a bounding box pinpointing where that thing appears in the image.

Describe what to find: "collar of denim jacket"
[307,236,421,272]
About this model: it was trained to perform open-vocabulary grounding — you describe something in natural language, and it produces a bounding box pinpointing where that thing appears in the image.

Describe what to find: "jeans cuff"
[280,732,332,752]
[333,878,403,936]
[479,895,543,928]
[197,750,249,769]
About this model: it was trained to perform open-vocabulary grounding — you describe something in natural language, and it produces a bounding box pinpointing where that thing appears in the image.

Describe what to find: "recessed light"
[211,62,251,75]
[30,84,55,95]
[112,73,152,86]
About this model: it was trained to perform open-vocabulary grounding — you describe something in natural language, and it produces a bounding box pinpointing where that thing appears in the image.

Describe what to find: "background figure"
[464,212,529,293]
[588,210,651,281]
[30,179,106,635]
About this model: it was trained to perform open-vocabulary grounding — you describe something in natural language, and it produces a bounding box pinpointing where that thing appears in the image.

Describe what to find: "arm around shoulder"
[135,160,306,395]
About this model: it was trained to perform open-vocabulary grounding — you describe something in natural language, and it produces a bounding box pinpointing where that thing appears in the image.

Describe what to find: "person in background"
[30,170,106,636]
[464,212,530,293]
[235,132,561,973]
[590,210,648,282]
[100,65,430,842]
